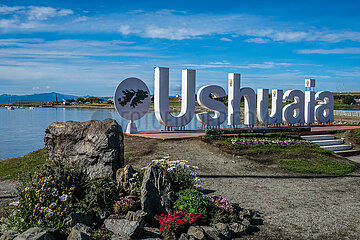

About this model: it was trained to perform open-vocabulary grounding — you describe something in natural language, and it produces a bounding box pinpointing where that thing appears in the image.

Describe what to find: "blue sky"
[0,0,359,96]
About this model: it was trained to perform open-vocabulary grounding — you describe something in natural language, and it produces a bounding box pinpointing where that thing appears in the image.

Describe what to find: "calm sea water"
[0,107,227,159]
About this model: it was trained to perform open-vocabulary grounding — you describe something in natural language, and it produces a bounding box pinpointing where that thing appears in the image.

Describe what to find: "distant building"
[355,99,360,105]
[107,98,114,104]
[62,99,70,105]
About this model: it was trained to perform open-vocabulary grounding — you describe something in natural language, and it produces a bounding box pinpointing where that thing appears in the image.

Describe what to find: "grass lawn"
[201,133,356,175]
[348,129,360,144]
[0,148,48,180]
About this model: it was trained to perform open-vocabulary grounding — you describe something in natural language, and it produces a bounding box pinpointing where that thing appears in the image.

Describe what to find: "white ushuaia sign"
[114,67,334,133]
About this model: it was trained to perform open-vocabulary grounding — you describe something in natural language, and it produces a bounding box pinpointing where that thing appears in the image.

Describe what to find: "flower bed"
[0,157,259,240]
[231,137,306,145]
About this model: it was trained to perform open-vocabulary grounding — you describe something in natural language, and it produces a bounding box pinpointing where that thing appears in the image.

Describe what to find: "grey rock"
[140,227,161,239]
[104,219,143,239]
[67,223,94,240]
[201,226,221,240]
[179,233,190,240]
[116,165,138,195]
[110,235,129,240]
[125,210,147,223]
[13,228,58,240]
[228,222,246,236]
[0,235,18,240]
[187,226,206,240]
[63,212,97,228]
[96,211,109,224]
[213,223,232,239]
[44,119,124,179]
[140,165,174,221]
[241,218,251,228]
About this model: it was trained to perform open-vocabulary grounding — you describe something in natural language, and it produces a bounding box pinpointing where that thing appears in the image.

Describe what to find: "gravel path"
[127,137,360,240]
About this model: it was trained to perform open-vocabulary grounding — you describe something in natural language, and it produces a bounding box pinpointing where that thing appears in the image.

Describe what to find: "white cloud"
[245,38,270,43]
[183,61,293,69]
[220,37,232,42]
[74,16,88,22]
[0,5,24,14]
[32,86,40,90]
[296,48,360,54]
[27,6,73,20]
[0,19,17,28]
[127,9,145,14]
[1,7,360,44]
[118,25,139,35]
[57,9,73,16]
[245,29,360,43]
[155,9,187,15]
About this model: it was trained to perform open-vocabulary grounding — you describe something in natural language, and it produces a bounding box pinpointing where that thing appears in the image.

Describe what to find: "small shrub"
[155,211,204,238]
[208,207,238,225]
[134,168,144,197]
[113,197,136,215]
[76,177,120,213]
[150,158,202,191]
[169,166,196,192]
[209,195,234,212]
[173,189,209,217]
[208,195,238,224]
[0,160,86,233]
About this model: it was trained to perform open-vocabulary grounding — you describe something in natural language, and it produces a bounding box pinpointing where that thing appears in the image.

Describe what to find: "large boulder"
[140,165,174,222]
[44,119,124,179]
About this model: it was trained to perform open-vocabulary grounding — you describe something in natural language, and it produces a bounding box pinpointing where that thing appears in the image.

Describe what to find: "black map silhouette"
[118,89,149,108]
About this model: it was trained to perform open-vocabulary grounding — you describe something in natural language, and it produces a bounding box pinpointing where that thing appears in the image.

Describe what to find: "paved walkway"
[126,125,360,139]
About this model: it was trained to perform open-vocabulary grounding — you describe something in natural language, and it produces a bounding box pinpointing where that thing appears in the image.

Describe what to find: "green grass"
[349,129,360,144]
[0,148,48,180]
[280,158,355,175]
[334,102,360,110]
[201,133,356,175]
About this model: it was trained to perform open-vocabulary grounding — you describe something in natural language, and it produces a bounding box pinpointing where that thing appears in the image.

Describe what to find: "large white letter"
[227,73,256,126]
[257,89,283,124]
[315,91,334,123]
[304,91,315,124]
[196,85,227,126]
[227,73,241,126]
[282,90,305,124]
[240,88,256,125]
[154,67,195,128]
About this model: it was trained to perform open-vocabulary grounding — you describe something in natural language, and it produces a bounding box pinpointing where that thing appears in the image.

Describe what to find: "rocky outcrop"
[116,165,138,195]
[44,119,124,179]
[13,228,58,240]
[140,165,174,221]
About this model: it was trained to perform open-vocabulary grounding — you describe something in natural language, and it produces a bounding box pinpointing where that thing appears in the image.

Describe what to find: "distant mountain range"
[0,92,111,104]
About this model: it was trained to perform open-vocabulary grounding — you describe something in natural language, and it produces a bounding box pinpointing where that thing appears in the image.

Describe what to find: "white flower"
[49,202,57,208]
[9,201,20,206]
[59,194,69,202]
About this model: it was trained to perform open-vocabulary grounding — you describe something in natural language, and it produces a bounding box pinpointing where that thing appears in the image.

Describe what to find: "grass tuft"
[0,148,48,180]
[279,158,356,175]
